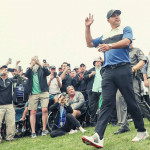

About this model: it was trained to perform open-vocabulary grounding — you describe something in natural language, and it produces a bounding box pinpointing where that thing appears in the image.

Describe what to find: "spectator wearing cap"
[0,65,18,142]
[25,56,50,138]
[0,65,7,70]
[47,66,62,102]
[84,58,102,126]
[72,63,88,100]
[59,62,72,93]
[74,66,80,74]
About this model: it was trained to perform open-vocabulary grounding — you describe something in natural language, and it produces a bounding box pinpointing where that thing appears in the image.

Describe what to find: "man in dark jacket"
[0,66,16,143]
[59,62,72,93]
[72,63,88,100]
[84,58,103,126]
[25,56,50,138]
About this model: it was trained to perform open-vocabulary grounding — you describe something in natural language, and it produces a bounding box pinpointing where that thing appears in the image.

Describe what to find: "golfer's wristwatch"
[108,44,112,49]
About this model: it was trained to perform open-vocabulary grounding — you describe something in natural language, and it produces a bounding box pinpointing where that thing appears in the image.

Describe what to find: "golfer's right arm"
[85,14,94,47]
[85,26,94,47]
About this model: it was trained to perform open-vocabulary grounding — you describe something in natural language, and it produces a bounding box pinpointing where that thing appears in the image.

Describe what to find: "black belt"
[51,93,60,96]
[104,62,129,69]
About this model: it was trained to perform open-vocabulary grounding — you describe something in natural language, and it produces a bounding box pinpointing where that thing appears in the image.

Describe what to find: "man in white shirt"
[48,66,62,102]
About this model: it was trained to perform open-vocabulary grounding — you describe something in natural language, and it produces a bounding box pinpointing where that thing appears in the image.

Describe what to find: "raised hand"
[16,60,21,65]
[30,57,36,68]
[79,73,84,80]
[35,59,43,68]
[85,13,94,27]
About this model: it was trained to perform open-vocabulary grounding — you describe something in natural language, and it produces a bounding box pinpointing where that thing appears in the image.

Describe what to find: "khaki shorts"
[28,92,49,110]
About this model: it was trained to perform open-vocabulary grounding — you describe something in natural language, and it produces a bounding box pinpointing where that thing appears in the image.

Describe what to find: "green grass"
[0,119,150,150]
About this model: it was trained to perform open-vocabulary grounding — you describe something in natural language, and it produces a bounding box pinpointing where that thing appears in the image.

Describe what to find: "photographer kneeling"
[50,93,86,138]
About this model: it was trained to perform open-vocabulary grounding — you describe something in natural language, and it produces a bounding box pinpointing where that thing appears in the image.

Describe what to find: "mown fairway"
[0,119,150,150]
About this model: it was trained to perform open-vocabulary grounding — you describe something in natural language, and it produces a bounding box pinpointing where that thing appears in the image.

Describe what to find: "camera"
[53,72,57,78]
[8,68,15,72]
[67,63,70,67]
[43,59,46,63]
[18,66,22,72]
[60,92,67,102]
[62,92,67,97]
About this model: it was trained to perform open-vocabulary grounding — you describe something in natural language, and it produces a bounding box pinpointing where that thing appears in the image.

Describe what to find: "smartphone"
[43,59,46,63]
[8,58,12,64]
[18,66,22,72]
[53,72,57,78]
[62,92,67,97]
[8,68,15,72]
[67,63,70,67]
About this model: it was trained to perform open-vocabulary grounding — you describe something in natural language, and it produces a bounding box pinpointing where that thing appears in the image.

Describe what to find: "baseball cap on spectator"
[80,63,86,67]
[107,9,121,19]
[74,66,80,70]
[93,57,103,66]
[50,66,56,69]
[0,65,7,69]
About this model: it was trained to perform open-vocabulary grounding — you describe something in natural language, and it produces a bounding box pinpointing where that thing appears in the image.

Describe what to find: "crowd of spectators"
[0,53,150,143]
[0,56,103,142]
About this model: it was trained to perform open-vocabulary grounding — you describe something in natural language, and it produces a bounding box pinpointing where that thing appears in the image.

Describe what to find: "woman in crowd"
[50,93,86,138]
